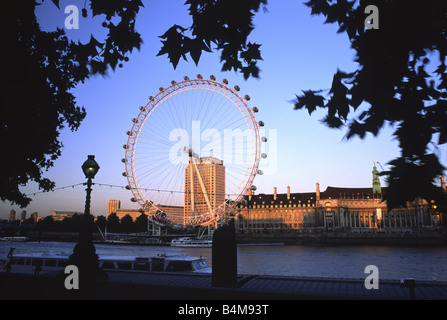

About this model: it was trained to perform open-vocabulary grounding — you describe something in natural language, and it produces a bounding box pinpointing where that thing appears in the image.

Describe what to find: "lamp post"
[69,155,103,280]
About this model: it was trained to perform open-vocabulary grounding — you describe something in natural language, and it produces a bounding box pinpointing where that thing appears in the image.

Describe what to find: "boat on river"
[170,237,212,248]
[0,253,211,274]
[0,236,29,242]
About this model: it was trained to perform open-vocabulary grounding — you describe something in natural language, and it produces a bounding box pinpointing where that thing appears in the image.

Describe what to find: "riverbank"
[20,230,447,246]
[25,231,101,243]
[236,230,447,246]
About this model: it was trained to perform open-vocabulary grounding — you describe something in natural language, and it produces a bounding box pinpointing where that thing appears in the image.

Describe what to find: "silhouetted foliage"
[37,216,56,232]
[134,212,148,232]
[106,212,121,233]
[293,0,447,209]
[157,0,267,79]
[1,0,143,208]
[96,215,107,231]
[120,214,134,233]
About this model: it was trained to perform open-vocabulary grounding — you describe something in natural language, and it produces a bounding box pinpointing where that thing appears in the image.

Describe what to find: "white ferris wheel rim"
[123,76,261,226]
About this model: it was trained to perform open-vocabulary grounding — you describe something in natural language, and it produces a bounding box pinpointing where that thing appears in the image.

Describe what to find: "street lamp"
[82,155,100,179]
[69,155,104,280]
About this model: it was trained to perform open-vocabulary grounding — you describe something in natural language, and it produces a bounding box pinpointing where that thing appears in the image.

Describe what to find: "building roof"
[50,211,83,215]
[246,191,317,206]
[244,186,387,206]
[321,186,387,199]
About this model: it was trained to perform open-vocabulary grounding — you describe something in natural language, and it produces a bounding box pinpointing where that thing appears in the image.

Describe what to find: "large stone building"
[236,165,445,234]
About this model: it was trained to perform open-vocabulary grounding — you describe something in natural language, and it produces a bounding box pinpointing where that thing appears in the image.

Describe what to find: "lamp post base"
[68,205,107,282]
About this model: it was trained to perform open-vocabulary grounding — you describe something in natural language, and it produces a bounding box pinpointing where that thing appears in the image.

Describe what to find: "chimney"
[442,176,446,193]
[274,187,277,201]
[287,186,290,200]
[316,183,320,202]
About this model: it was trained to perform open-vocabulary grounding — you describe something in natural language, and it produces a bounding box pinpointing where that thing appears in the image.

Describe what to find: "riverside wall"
[21,230,447,246]
[236,230,447,246]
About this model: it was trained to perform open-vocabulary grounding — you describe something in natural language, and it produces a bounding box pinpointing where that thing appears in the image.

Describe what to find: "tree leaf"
[293,90,325,115]
[50,0,60,9]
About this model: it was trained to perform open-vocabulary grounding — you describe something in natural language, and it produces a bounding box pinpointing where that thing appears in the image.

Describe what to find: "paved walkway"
[100,271,447,299]
[2,270,447,299]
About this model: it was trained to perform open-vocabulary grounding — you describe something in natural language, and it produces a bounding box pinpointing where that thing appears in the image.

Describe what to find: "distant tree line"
[35,212,149,234]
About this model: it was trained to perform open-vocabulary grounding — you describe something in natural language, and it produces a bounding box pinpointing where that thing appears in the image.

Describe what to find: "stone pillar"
[316,183,320,203]
[212,224,237,288]
[441,176,446,193]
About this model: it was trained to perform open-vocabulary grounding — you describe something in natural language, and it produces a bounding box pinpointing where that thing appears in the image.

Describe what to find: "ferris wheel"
[123,75,266,227]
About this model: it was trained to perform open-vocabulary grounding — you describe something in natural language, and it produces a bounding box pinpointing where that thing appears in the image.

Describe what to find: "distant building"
[114,208,144,221]
[9,210,16,222]
[184,156,225,221]
[107,199,146,221]
[107,200,121,216]
[49,211,83,221]
[31,212,38,223]
[158,204,184,220]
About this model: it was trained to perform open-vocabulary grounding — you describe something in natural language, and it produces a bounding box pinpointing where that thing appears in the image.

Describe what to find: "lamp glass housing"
[82,155,100,179]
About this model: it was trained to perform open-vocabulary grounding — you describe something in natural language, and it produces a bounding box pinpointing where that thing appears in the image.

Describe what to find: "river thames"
[1,241,446,282]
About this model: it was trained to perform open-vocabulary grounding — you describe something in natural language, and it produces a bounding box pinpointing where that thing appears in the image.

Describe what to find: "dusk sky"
[2,0,446,219]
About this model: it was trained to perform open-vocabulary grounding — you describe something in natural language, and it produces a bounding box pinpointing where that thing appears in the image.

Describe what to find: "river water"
[1,241,446,282]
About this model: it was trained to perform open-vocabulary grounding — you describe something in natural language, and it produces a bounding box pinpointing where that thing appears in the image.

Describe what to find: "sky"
[2,0,446,219]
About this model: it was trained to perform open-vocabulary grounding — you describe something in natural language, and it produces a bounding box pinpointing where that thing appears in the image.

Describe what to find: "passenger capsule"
[139,106,145,111]
[125,185,131,190]
[122,172,127,177]
[234,85,240,91]
[197,74,203,79]
[184,76,189,80]
[130,198,137,202]
[251,185,257,191]
[210,75,216,80]
[126,131,131,136]
[257,170,264,175]
[252,107,259,113]
[171,80,176,85]
[244,95,250,101]
[258,121,264,127]
[223,79,229,85]
[121,158,126,163]
[148,96,153,101]
[261,136,267,142]
[261,153,267,159]
[123,145,128,149]
[159,87,164,91]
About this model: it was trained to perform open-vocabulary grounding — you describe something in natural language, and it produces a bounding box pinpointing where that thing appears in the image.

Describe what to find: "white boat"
[0,236,29,242]
[170,237,212,248]
[0,253,211,274]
